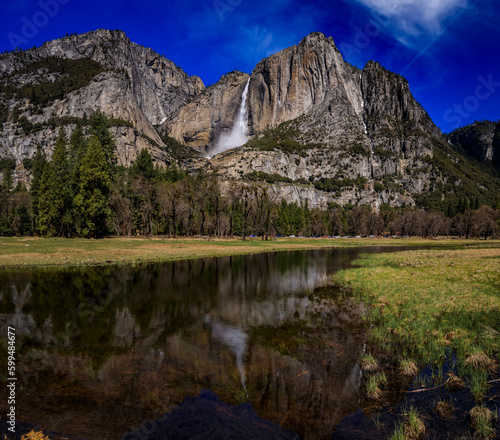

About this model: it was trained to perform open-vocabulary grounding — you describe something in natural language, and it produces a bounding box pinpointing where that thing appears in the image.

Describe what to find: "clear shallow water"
[0,247,415,440]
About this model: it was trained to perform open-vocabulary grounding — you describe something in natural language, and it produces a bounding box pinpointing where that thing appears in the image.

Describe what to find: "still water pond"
[1,247,408,440]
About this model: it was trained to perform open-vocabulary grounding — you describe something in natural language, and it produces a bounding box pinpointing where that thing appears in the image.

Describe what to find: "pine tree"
[457,196,465,214]
[473,196,480,210]
[17,205,32,236]
[1,167,13,192]
[0,163,13,236]
[69,121,86,172]
[29,146,47,234]
[75,136,111,238]
[89,110,116,169]
[53,127,69,174]
[69,122,87,228]
[37,128,71,237]
[130,148,156,180]
[38,163,57,236]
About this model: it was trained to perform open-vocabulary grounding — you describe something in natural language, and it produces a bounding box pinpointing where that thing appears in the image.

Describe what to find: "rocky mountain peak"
[297,31,338,52]
[0,28,206,173]
[2,29,499,212]
[361,59,441,146]
[1,29,204,122]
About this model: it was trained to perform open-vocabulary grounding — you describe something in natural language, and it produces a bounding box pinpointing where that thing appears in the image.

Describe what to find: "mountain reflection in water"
[0,247,397,440]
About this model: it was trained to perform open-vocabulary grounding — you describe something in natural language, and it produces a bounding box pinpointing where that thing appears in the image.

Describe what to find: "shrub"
[374,182,385,192]
[0,157,16,171]
[348,144,370,157]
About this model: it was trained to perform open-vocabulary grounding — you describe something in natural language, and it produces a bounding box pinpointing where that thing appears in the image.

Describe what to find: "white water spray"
[207,316,249,397]
[209,78,250,157]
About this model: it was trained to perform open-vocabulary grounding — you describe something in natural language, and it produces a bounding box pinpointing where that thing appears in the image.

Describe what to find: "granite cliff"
[167,32,488,209]
[0,29,203,179]
[448,120,500,168]
[1,30,498,210]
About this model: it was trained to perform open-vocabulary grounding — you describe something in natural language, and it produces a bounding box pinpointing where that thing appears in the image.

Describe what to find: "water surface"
[0,246,407,440]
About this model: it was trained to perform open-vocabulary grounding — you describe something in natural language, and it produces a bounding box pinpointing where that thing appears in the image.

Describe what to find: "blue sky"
[1,0,499,133]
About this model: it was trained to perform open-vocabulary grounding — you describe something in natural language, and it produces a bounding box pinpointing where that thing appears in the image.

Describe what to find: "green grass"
[470,405,497,439]
[333,247,500,361]
[390,406,426,440]
[365,371,387,400]
[361,353,379,372]
[333,246,500,404]
[469,369,489,401]
[399,358,418,377]
[366,375,383,400]
[390,424,406,440]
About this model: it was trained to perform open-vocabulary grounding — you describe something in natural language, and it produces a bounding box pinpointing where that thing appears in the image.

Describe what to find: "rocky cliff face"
[247,33,365,136]
[448,120,500,166]
[168,33,369,152]
[168,33,438,153]
[361,61,440,158]
[167,32,443,208]
[166,71,249,153]
[1,30,497,210]
[0,29,204,124]
[0,29,204,174]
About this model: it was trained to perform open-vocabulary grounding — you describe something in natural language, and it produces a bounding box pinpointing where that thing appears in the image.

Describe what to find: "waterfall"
[209,78,250,157]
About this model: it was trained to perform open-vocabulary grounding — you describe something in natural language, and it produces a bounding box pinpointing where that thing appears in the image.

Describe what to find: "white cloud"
[257,32,273,53]
[355,0,468,40]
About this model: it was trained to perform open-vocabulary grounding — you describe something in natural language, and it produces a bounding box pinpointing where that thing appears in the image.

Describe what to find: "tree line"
[0,112,499,239]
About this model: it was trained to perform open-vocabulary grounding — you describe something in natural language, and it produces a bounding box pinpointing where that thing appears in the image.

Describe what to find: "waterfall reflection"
[0,247,385,440]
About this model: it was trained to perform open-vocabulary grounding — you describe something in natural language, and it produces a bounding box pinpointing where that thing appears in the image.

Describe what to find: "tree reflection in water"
[0,247,392,440]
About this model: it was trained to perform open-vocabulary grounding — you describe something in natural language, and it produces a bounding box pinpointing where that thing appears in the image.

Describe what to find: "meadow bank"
[332,245,500,439]
[0,236,495,268]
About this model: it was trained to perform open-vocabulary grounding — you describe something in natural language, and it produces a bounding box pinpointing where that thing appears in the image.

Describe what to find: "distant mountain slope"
[448,120,500,168]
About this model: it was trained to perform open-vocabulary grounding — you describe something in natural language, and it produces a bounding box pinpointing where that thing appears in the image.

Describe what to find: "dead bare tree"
[109,187,132,237]
[456,209,475,239]
[240,185,253,241]
[206,176,225,237]
[158,181,183,238]
[329,204,344,236]
[473,205,499,239]
[366,209,384,235]
[226,181,240,237]
[347,206,367,235]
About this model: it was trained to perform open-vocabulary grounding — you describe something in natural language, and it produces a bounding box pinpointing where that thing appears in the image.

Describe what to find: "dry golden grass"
[361,354,379,373]
[470,406,495,429]
[399,359,418,378]
[446,372,466,392]
[0,236,487,268]
[366,386,383,401]
[391,406,427,440]
[20,431,51,440]
[433,401,454,419]
[405,417,427,440]
[365,372,387,401]
[469,405,496,439]
[464,353,497,373]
